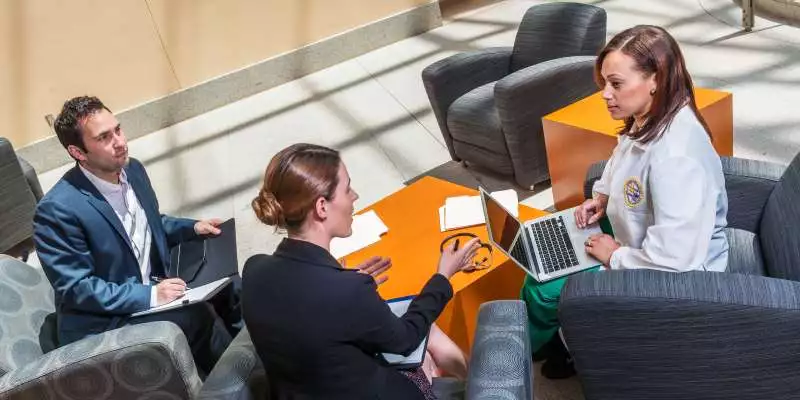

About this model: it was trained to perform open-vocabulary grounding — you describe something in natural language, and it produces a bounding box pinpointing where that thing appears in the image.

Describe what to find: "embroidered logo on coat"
[623,177,644,208]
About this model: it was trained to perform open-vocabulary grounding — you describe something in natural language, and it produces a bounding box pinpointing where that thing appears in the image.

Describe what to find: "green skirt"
[520,216,613,352]
[520,273,570,353]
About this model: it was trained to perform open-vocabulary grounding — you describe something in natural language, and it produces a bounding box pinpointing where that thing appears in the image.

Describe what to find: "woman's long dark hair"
[595,25,711,143]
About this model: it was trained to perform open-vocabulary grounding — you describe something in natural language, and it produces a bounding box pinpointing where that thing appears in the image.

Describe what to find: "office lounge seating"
[422,2,606,189]
[0,137,43,260]
[0,255,204,399]
[559,153,800,400]
[197,300,533,400]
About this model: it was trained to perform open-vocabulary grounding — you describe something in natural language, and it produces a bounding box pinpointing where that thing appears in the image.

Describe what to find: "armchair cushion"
[0,255,56,376]
[0,321,202,399]
[447,82,515,176]
[724,228,765,276]
[447,82,505,156]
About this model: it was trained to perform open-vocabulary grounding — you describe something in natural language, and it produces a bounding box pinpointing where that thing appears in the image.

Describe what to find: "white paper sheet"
[439,189,519,232]
[330,210,389,258]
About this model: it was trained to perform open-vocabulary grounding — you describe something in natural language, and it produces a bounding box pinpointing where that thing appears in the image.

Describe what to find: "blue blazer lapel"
[65,167,135,254]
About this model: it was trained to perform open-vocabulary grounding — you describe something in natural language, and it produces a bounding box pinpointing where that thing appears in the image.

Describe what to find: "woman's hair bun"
[252,189,286,228]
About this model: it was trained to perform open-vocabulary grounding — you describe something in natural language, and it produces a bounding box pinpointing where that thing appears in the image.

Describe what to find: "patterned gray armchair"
[198,300,532,400]
[0,255,203,399]
[422,2,606,189]
[559,154,800,400]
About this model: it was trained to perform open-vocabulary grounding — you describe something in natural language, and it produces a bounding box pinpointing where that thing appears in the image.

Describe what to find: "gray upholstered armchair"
[422,2,606,189]
[1,137,43,259]
[0,255,204,399]
[198,300,533,400]
[559,154,800,400]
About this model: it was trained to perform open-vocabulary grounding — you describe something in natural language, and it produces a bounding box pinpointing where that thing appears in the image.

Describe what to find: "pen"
[453,238,460,251]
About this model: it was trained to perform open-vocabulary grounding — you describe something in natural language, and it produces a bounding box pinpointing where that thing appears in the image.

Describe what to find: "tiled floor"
[35,0,800,398]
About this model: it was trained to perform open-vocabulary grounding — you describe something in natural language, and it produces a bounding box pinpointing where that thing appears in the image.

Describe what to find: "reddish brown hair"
[252,143,341,231]
[595,25,711,143]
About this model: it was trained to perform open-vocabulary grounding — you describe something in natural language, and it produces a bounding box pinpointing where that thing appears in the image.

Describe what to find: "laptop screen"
[480,189,532,272]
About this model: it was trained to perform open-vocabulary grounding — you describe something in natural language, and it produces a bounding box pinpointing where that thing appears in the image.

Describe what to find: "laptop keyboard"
[530,216,579,274]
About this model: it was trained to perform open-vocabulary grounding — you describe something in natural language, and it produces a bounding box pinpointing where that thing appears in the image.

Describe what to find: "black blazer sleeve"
[347,273,453,356]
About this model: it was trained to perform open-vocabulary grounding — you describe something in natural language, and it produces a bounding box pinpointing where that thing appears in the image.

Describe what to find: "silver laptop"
[479,188,602,282]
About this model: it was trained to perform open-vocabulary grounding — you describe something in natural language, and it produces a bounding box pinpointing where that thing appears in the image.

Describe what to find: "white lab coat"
[593,105,729,272]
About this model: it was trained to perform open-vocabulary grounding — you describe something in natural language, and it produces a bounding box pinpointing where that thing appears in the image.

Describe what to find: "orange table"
[542,88,733,210]
[340,177,545,354]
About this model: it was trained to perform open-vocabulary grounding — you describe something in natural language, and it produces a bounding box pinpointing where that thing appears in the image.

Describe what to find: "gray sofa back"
[511,2,606,72]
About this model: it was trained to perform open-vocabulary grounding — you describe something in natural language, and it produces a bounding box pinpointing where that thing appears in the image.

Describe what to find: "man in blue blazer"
[33,96,232,374]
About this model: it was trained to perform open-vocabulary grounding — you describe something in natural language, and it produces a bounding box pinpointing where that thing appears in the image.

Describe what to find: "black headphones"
[439,232,494,271]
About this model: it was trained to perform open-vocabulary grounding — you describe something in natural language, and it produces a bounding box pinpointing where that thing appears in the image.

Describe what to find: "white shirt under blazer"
[593,105,729,272]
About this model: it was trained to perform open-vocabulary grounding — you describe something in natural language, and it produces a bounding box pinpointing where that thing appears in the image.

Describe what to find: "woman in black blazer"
[242,143,480,399]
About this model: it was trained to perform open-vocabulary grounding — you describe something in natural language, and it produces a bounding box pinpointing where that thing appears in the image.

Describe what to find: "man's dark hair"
[53,96,111,153]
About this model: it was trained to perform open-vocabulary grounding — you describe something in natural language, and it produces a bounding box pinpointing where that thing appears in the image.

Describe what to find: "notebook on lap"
[381,296,429,369]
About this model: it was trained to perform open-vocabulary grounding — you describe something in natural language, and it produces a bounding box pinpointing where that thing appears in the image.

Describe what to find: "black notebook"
[168,218,238,288]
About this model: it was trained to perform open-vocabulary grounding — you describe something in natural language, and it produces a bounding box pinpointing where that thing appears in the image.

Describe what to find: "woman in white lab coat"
[523,25,729,379]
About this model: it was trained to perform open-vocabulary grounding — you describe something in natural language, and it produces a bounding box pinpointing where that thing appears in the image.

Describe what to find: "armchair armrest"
[494,55,598,188]
[465,300,532,400]
[422,47,512,160]
[0,321,202,399]
[560,270,800,400]
[198,328,267,400]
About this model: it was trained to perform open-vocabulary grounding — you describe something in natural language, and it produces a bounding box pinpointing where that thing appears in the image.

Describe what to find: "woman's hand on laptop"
[575,194,608,229]
[584,234,619,267]
[437,238,481,279]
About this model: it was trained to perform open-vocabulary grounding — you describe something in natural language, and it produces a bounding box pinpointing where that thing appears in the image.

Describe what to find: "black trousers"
[207,275,244,337]
[127,302,233,375]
